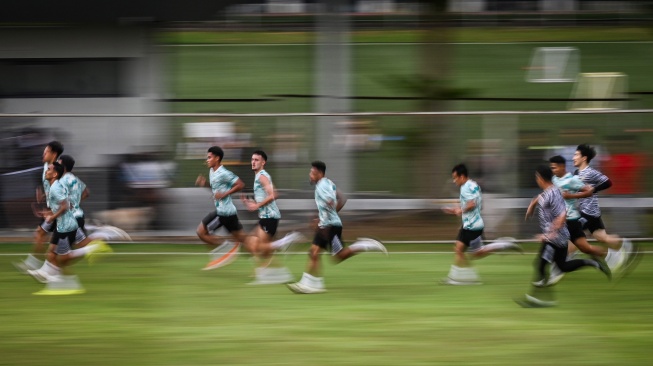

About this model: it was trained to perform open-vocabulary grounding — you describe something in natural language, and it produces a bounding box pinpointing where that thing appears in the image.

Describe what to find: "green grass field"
[2,243,651,366]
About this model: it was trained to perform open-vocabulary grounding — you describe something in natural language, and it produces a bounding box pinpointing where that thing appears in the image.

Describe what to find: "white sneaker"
[607,250,626,272]
[439,277,482,286]
[286,282,326,294]
[27,269,62,284]
[547,263,565,286]
[357,238,388,255]
[531,279,547,287]
[620,239,633,264]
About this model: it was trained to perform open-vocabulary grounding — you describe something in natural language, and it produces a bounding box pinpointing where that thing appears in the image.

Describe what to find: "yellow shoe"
[33,288,86,296]
[86,240,113,265]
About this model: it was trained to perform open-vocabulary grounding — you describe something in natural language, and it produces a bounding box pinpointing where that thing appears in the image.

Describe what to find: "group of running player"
[14,141,112,295]
[440,144,640,307]
[13,141,641,302]
[194,146,387,293]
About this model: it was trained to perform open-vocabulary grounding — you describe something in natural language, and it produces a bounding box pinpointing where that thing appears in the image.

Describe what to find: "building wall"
[0,26,169,168]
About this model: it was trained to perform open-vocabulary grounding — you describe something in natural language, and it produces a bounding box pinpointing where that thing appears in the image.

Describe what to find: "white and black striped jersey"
[574,166,609,218]
[537,185,570,247]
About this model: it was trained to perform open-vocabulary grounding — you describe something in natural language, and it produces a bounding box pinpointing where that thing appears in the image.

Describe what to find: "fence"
[1,109,651,237]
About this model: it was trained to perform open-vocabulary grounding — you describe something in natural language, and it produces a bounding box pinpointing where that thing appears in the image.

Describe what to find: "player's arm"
[335,189,347,212]
[35,186,45,203]
[525,195,539,219]
[45,199,69,223]
[565,179,612,199]
[195,174,207,187]
[81,187,90,201]
[243,175,277,211]
[462,198,477,213]
[216,177,245,200]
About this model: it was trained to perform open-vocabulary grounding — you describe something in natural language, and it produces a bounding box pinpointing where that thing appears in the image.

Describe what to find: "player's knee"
[196,223,207,237]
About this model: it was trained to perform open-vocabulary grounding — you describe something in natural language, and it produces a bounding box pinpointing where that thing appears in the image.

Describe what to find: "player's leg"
[201,215,247,271]
[196,212,224,249]
[554,243,611,281]
[253,219,278,259]
[68,228,112,264]
[248,220,296,285]
[270,231,306,252]
[471,237,522,259]
[287,229,328,294]
[441,230,481,285]
[15,221,52,273]
[27,239,61,284]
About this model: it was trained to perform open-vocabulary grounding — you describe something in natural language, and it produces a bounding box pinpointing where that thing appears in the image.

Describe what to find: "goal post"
[526,47,579,83]
[569,72,628,110]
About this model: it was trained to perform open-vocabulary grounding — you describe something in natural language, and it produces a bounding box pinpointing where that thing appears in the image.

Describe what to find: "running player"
[241,150,302,284]
[440,164,522,285]
[286,161,387,294]
[196,146,253,270]
[571,144,638,271]
[547,155,619,285]
[517,165,610,307]
[14,140,63,273]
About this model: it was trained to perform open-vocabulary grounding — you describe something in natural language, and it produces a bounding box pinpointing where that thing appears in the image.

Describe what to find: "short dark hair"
[452,163,468,177]
[576,144,596,163]
[47,141,64,158]
[536,165,553,182]
[549,155,566,165]
[52,162,65,179]
[58,155,75,172]
[252,150,267,162]
[311,160,326,174]
[208,146,224,160]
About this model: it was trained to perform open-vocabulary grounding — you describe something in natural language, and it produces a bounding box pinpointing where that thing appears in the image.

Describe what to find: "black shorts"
[579,213,605,233]
[202,212,243,233]
[567,219,586,242]
[313,226,344,255]
[456,228,484,251]
[50,225,86,246]
[258,218,279,237]
[51,230,78,255]
[539,241,568,265]
[76,216,86,234]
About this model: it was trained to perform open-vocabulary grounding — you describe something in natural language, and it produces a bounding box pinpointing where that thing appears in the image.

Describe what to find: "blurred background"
[1,0,652,239]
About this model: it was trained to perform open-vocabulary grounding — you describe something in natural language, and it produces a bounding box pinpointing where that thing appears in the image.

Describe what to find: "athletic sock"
[447,265,460,279]
[43,261,61,276]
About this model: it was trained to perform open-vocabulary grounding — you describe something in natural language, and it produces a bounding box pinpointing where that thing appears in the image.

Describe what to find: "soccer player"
[27,162,108,294]
[286,161,387,294]
[517,165,610,307]
[547,155,620,285]
[570,144,637,271]
[241,150,302,284]
[58,155,89,235]
[441,164,522,285]
[14,140,63,273]
[57,155,111,251]
[196,146,253,270]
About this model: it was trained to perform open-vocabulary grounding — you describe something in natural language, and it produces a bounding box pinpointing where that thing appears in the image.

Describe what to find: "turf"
[1,243,651,366]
